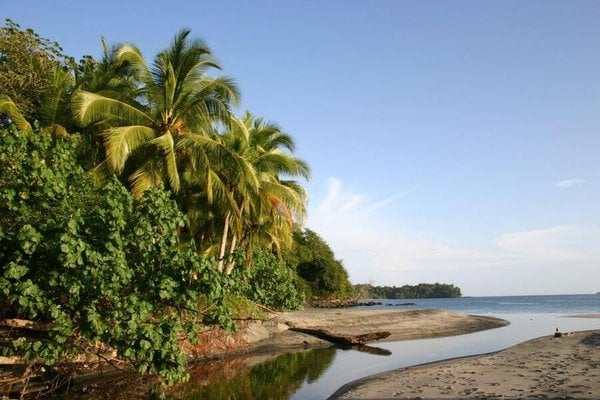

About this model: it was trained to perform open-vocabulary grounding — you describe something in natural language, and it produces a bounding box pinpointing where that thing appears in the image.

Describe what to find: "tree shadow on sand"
[580,332,600,347]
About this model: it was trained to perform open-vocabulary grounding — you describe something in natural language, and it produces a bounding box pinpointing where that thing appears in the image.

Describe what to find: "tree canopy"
[284,229,353,298]
[357,283,462,299]
[0,19,68,122]
[0,21,355,391]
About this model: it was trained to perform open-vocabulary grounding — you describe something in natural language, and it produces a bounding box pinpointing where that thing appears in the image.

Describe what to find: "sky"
[7,1,600,296]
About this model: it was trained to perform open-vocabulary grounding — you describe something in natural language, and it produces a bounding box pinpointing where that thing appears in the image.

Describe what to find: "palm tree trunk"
[217,212,230,272]
[225,199,245,274]
[195,231,205,252]
[224,234,238,275]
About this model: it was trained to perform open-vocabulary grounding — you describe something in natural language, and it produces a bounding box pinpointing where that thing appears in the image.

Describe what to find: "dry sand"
[249,308,508,352]
[334,329,600,399]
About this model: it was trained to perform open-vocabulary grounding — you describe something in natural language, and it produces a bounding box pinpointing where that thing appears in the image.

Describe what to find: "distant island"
[355,282,462,299]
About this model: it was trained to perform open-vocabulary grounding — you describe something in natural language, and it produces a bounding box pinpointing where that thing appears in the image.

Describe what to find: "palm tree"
[177,122,258,272]
[219,112,310,273]
[0,94,31,131]
[175,112,309,273]
[72,30,240,197]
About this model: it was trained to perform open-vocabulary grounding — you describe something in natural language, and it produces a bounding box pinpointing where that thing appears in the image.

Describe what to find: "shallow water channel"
[159,313,600,400]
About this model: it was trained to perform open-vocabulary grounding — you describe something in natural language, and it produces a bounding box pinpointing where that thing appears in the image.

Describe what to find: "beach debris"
[0,318,52,331]
[554,328,562,338]
[289,327,391,345]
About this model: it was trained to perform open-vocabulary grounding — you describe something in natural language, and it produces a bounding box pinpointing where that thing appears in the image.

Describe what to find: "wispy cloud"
[307,178,600,294]
[318,177,342,211]
[366,189,414,213]
[316,178,409,215]
[555,178,586,189]
[308,177,493,284]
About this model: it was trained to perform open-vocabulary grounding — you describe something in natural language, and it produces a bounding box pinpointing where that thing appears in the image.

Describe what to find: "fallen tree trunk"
[289,327,390,345]
[0,319,52,331]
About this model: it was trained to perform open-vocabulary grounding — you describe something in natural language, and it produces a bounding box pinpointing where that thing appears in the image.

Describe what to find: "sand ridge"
[251,308,508,352]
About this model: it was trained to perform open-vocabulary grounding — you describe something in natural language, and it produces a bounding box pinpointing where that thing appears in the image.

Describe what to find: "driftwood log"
[0,319,52,331]
[289,327,390,345]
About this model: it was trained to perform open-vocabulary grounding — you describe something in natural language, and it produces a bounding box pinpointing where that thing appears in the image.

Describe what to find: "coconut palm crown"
[217,112,311,271]
[72,29,240,197]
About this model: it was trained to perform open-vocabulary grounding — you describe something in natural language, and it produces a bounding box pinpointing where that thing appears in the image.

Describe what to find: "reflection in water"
[170,348,337,399]
[338,345,392,356]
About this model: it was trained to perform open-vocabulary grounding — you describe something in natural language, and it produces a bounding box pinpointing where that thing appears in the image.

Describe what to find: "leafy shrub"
[284,229,353,298]
[0,127,229,384]
[233,248,304,310]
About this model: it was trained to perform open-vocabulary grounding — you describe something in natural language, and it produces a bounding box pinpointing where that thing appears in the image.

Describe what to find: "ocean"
[354,293,600,314]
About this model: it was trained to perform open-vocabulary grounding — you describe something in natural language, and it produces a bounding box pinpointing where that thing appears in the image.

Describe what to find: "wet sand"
[333,329,600,399]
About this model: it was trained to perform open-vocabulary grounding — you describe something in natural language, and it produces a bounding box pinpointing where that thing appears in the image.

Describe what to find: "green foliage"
[0,19,69,122]
[284,229,353,298]
[222,294,267,320]
[233,249,304,310]
[0,23,317,388]
[358,282,462,299]
[0,127,230,384]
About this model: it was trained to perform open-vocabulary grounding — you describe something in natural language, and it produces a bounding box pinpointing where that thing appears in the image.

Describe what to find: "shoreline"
[239,308,509,356]
[332,327,600,399]
[181,308,509,362]
[0,308,509,398]
[0,308,507,397]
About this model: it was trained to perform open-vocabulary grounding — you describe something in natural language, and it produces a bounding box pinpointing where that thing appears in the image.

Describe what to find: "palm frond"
[129,156,164,198]
[91,160,113,183]
[72,91,152,127]
[178,133,259,193]
[176,77,240,130]
[148,131,180,193]
[115,43,150,75]
[252,151,311,179]
[103,125,156,173]
[39,66,74,129]
[0,95,32,131]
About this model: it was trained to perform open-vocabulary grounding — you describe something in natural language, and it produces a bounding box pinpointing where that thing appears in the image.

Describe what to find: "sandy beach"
[333,328,600,399]
[247,308,508,353]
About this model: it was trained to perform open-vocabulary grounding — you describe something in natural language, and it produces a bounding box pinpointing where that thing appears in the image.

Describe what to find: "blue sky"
[7,1,600,295]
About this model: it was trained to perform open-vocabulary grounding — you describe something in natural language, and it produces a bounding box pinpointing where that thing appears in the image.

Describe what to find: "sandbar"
[248,308,508,353]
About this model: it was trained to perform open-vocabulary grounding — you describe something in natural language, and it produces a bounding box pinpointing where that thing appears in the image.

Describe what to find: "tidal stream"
[168,313,600,400]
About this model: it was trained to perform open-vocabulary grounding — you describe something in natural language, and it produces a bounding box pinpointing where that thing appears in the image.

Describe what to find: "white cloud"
[555,178,586,189]
[366,189,413,213]
[307,177,493,285]
[306,177,600,294]
[494,226,584,261]
[318,177,342,211]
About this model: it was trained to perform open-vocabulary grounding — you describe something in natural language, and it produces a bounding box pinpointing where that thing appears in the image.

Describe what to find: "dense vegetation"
[0,127,227,383]
[1,20,461,391]
[356,283,462,299]
[0,19,353,387]
[284,229,353,298]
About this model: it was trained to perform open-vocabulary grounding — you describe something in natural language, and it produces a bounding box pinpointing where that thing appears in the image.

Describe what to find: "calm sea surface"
[354,293,600,314]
